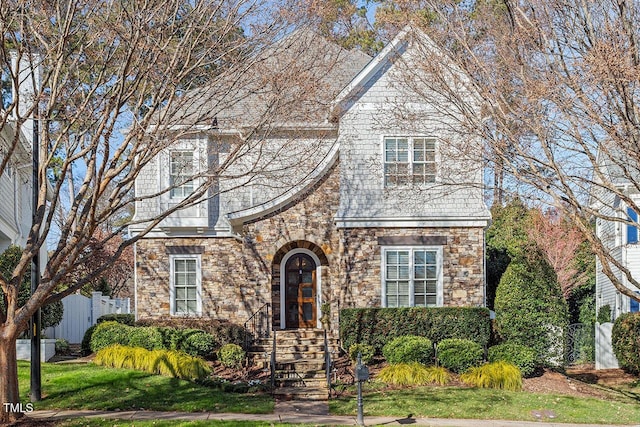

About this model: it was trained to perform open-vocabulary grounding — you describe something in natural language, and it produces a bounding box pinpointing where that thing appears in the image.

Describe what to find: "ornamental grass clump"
[94,344,210,380]
[488,342,537,377]
[460,361,522,391]
[378,362,451,386]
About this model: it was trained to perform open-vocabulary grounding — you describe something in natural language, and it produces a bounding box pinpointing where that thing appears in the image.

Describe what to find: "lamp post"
[354,352,369,426]
[30,114,41,402]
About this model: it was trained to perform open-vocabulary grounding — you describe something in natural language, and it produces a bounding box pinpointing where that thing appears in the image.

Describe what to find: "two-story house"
[130,27,491,339]
[592,150,640,368]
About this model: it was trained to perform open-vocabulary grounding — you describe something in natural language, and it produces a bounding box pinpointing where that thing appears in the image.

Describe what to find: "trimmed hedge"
[488,343,537,377]
[382,335,434,365]
[340,307,491,353]
[612,312,640,374]
[90,321,131,352]
[97,313,135,326]
[348,343,376,365]
[436,338,484,373]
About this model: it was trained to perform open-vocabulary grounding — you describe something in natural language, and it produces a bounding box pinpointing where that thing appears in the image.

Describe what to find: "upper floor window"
[382,247,442,307]
[384,136,436,187]
[169,150,194,199]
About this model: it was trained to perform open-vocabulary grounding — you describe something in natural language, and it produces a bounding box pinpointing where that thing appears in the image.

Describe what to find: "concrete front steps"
[249,329,339,400]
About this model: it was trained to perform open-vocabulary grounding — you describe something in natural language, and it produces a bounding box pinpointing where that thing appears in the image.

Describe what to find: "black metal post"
[30,116,41,402]
[356,352,364,426]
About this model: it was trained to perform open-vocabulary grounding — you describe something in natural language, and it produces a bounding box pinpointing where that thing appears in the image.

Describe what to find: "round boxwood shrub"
[81,324,97,356]
[436,338,484,373]
[348,343,375,365]
[90,321,130,352]
[488,342,537,377]
[182,330,217,358]
[382,335,434,365]
[217,343,245,369]
[612,312,640,374]
[127,326,164,350]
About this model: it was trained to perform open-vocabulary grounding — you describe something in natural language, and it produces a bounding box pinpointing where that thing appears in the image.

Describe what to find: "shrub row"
[94,344,210,380]
[136,317,249,349]
[340,307,491,353]
[89,321,216,358]
[612,312,640,374]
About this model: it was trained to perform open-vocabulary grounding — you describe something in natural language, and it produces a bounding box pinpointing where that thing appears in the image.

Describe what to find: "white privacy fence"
[44,291,130,343]
[595,322,619,369]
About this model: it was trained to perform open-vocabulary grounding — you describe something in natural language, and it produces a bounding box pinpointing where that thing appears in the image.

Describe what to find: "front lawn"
[330,385,640,425]
[57,420,313,427]
[18,361,274,414]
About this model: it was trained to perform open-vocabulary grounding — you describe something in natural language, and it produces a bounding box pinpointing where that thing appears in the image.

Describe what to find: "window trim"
[382,136,437,188]
[169,254,202,316]
[381,246,444,308]
[169,149,196,200]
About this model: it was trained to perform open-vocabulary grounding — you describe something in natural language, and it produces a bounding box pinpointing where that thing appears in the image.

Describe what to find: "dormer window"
[169,150,194,199]
[384,136,435,187]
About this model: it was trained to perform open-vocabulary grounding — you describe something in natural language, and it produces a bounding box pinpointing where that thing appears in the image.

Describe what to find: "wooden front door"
[284,253,316,328]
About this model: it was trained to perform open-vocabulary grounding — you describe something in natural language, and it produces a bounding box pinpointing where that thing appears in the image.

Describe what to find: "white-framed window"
[382,247,443,307]
[169,150,194,199]
[169,254,202,315]
[384,136,436,187]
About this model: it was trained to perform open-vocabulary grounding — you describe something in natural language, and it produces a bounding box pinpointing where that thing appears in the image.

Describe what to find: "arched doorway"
[281,250,320,329]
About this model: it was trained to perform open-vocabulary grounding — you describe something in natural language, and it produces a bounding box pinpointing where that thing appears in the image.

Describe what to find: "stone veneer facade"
[136,161,486,337]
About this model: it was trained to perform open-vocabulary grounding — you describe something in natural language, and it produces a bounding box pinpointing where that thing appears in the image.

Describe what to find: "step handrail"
[270,329,276,391]
[324,328,331,393]
[244,303,270,349]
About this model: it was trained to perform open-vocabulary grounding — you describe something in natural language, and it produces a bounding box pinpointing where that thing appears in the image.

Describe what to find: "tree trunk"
[0,329,23,424]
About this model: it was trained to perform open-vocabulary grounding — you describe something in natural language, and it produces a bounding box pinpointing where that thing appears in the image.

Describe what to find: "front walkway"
[29,409,637,427]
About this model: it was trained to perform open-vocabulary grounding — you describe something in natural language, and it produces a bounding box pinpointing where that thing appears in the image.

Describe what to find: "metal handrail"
[243,303,270,349]
[270,330,276,391]
[324,329,331,393]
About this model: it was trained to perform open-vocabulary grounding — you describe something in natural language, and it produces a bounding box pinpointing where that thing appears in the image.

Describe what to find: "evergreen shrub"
[612,312,640,374]
[217,343,245,369]
[127,326,164,350]
[597,305,612,324]
[136,317,248,349]
[382,335,434,365]
[378,363,451,386]
[340,307,490,354]
[81,325,97,356]
[90,321,130,352]
[487,343,537,377]
[348,343,375,365]
[183,331,217,358]
[94,344,210,380]
[460,361,522,391]
[436,338,484,373]
[97,313,135,326]
[494,250,568,366]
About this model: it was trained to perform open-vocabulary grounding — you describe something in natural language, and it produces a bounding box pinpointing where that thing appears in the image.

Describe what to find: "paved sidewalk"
[29,409,638,427]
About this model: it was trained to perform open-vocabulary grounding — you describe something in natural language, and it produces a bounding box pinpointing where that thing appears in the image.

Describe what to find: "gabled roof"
[175,28,372,130]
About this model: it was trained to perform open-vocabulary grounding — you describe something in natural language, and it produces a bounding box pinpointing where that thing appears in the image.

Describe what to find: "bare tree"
[0,0,324,422]
[379,0,640,303]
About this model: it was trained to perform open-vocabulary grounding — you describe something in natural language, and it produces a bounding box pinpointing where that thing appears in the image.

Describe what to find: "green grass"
[57,420,320,427]
[330,384,640,425]
[18,361,273,414]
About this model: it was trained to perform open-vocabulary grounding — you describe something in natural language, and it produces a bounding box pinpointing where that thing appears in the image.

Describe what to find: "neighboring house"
[130,27,491,339]
[0,53,40,252]
[592,152,640,368]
